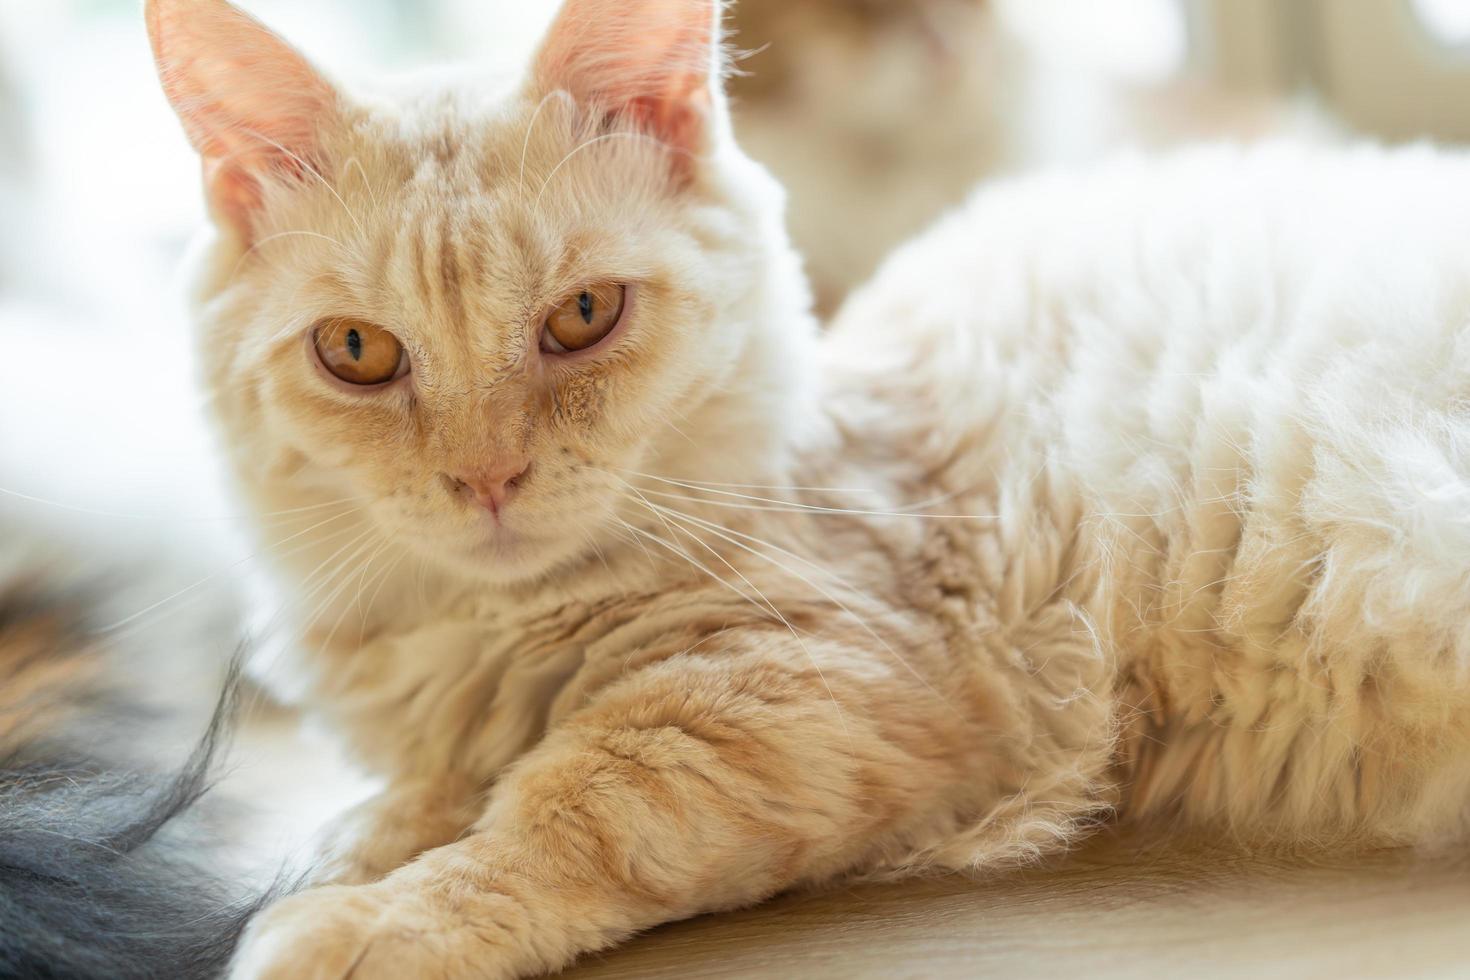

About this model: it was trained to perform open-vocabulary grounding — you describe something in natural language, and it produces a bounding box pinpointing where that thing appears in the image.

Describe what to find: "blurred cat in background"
[730,0,1329,312]
[729,0,1011,313]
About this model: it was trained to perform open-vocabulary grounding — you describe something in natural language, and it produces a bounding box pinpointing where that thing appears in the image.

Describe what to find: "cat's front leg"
[310,773,485,885]
[231,635,1007,980]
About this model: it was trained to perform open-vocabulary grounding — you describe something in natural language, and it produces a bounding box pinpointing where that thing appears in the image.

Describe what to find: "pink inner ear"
[534,0,718,152]
[147,0,337,231]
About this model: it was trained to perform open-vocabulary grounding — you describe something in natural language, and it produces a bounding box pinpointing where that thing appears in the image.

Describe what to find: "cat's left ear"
[532,0,725,163]
[146,0,341,241]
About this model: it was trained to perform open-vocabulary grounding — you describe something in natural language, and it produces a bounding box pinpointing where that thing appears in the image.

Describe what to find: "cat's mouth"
[461,526,530,556]
[434,524,589,587]
[458,522,563,570]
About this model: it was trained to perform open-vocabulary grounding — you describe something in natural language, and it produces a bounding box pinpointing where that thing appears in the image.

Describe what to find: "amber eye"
[312,318,406,386]
[542,284,627,353]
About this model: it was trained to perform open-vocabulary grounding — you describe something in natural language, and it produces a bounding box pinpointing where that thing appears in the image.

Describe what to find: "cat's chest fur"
[291,525,948,781]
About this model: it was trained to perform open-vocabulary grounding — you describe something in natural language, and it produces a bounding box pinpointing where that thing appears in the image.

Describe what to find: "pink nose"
[450,459,530,520]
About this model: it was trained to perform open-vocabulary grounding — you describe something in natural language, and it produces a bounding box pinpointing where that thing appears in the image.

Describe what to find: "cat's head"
[147,0,815,588]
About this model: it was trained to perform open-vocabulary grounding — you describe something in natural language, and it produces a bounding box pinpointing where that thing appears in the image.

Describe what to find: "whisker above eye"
[517,89,565,203]
[233,125,370,242]
[342,156,382,214]
[230,230,356,284]
[532,130,690,216]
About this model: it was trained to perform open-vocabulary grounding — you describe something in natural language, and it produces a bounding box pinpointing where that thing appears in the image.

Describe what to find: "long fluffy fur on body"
[0,566,261,979]
[831,142,1470,845]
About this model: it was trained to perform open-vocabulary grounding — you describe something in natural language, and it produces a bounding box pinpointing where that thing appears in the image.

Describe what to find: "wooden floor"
[561,837,1470,979]
[227,702,1470,980]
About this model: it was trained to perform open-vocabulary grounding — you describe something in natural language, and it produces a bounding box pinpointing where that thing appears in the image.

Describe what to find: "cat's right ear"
[531,0,724,165]
[146,0,339,243]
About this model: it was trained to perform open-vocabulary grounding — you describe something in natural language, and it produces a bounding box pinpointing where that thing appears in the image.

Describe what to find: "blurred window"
[1412,0,1470,49]
[1196,0,1470,141]
[999,0,1188,83]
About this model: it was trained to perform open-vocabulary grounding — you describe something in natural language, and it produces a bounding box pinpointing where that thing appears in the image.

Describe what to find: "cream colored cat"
[146,0,1470,977]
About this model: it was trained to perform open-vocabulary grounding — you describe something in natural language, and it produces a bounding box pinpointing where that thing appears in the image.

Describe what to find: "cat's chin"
[427,528,580,589]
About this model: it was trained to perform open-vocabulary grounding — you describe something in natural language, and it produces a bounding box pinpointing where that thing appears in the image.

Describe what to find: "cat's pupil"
[347,328,363,361]
[578,292,594,325]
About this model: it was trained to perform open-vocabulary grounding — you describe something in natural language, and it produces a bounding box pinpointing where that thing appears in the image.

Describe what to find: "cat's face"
[150,0,810,586]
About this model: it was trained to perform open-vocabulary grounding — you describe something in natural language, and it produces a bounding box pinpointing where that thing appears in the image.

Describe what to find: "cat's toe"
[230,885,392,980]
[231,883,509,980]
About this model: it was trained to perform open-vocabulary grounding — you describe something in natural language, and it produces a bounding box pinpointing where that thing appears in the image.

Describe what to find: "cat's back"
[828,141,1470,600]
[830,141,1470,382]
[832,142,1470,532]
[825,142,1470,837]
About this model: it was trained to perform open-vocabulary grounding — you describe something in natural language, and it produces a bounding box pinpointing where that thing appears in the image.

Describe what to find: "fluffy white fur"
[831,141,1470,844]
[143,0,1470,976]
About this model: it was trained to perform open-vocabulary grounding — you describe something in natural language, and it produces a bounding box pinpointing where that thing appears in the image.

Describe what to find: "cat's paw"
[231,884,509,980]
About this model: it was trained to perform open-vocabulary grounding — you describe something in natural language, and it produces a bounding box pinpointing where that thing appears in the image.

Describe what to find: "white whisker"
[243,521,382,649]
[288,528,384,639]
[235,126,368,241]
[614,518,764,613]
[618,468,990,520]
[625,488,960,716]
[631,487,996,521]
[617,497,853,740]
[93,507,363,634]
[0,486,366,527]
[359,547,409,645]
[533,131,682,214]
[343,155,382,213]
[320,537,393,654]
[517,90,562,201]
